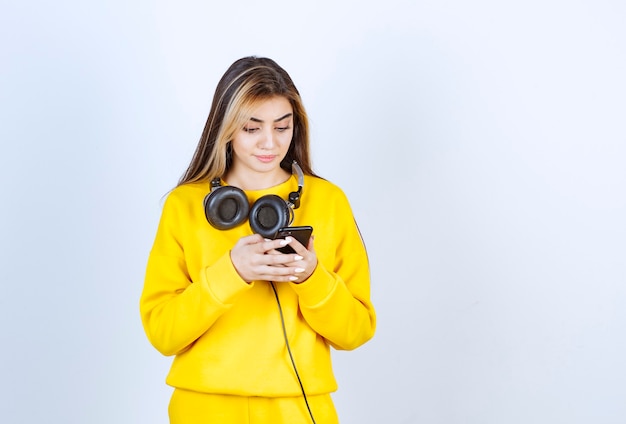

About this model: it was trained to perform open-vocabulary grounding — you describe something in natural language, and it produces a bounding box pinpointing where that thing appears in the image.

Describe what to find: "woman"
[140,56,376,423]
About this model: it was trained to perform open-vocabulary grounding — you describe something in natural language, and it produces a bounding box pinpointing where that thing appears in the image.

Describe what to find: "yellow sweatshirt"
[140,174,376,397]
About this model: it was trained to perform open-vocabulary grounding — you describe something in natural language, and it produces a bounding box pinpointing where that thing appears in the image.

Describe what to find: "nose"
[257,128,275,149]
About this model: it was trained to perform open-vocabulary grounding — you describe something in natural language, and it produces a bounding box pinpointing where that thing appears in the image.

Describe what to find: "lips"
[256,155,277,163]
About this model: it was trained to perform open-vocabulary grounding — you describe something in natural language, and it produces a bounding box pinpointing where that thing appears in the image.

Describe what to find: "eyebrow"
[249,113,293,123]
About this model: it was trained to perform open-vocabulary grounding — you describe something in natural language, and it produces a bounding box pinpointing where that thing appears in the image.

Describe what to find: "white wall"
[1,0,624,423]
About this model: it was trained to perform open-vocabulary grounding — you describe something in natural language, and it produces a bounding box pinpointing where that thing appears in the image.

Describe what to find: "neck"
[224,166,291,191]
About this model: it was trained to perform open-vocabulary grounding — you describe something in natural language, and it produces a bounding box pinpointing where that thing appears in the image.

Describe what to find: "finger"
[264,251,303,266]
[262,237,293,253]
[281,253,305,267]
[282,237,308,255]
[242,233,265,245]
[257,267,299,282]
[273,275,300,282]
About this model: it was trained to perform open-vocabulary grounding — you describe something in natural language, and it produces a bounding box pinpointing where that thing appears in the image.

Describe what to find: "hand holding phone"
[273,226,313,254]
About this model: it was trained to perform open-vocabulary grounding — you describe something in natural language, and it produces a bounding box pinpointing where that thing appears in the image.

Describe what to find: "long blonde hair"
[178,57,316,186]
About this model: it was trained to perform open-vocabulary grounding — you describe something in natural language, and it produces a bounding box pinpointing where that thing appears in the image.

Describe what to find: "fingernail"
[279,237,292,246]
[294,268,305,273]
[289,276,298,281]
[294,255,303,261]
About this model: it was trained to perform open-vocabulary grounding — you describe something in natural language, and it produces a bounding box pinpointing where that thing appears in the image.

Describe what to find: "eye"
[243,126,260,133]
[275,126,291,132]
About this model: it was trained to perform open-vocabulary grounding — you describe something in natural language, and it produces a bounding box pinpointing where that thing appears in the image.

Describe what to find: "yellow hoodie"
[140,174,376,397]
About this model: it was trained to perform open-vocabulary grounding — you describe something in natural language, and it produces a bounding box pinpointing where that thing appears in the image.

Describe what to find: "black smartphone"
[273,226,313,254]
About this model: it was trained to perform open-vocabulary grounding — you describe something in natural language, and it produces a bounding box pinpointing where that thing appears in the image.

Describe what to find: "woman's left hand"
[279,236,317,284]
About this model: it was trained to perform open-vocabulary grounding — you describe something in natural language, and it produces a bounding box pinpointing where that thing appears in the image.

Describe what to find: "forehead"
[248,96,293,119]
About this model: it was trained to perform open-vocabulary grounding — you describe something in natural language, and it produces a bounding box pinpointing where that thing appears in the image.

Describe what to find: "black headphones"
[204,161,304,238]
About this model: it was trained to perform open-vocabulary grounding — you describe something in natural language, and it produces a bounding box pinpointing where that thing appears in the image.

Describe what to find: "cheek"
[230,135,252,153]
[281,129,295,145]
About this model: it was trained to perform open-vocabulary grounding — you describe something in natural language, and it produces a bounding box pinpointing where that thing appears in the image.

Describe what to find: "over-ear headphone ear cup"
[204,186,250,230]
[249,195,291,238]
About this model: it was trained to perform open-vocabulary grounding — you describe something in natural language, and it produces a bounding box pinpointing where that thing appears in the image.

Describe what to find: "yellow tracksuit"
[140,174,376,423]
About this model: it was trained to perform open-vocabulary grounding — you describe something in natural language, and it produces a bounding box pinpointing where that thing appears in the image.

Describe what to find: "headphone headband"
[289,161,304,209]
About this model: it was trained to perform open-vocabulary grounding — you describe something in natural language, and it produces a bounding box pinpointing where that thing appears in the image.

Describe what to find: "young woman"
[140,56,376,424]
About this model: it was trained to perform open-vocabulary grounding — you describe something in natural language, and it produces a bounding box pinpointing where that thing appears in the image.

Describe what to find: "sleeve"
[139,191,252,356]
[290,188,376,351]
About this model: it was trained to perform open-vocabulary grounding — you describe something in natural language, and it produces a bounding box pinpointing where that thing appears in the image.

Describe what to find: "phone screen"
[274,226,313,254]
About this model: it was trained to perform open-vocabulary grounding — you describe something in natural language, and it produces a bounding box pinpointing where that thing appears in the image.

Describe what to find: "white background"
[1,0,625,423]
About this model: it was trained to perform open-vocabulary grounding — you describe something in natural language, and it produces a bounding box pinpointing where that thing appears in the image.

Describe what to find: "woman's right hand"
[230,234,306,283]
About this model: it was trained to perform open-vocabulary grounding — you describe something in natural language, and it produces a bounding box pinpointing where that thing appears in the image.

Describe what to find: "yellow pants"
[168,388,339,424]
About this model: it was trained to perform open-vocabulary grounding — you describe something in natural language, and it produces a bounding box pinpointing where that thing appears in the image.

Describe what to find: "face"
[228,96,294,186]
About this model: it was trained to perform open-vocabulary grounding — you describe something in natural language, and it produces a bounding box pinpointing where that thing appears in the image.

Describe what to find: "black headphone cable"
[270,281,316,424]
